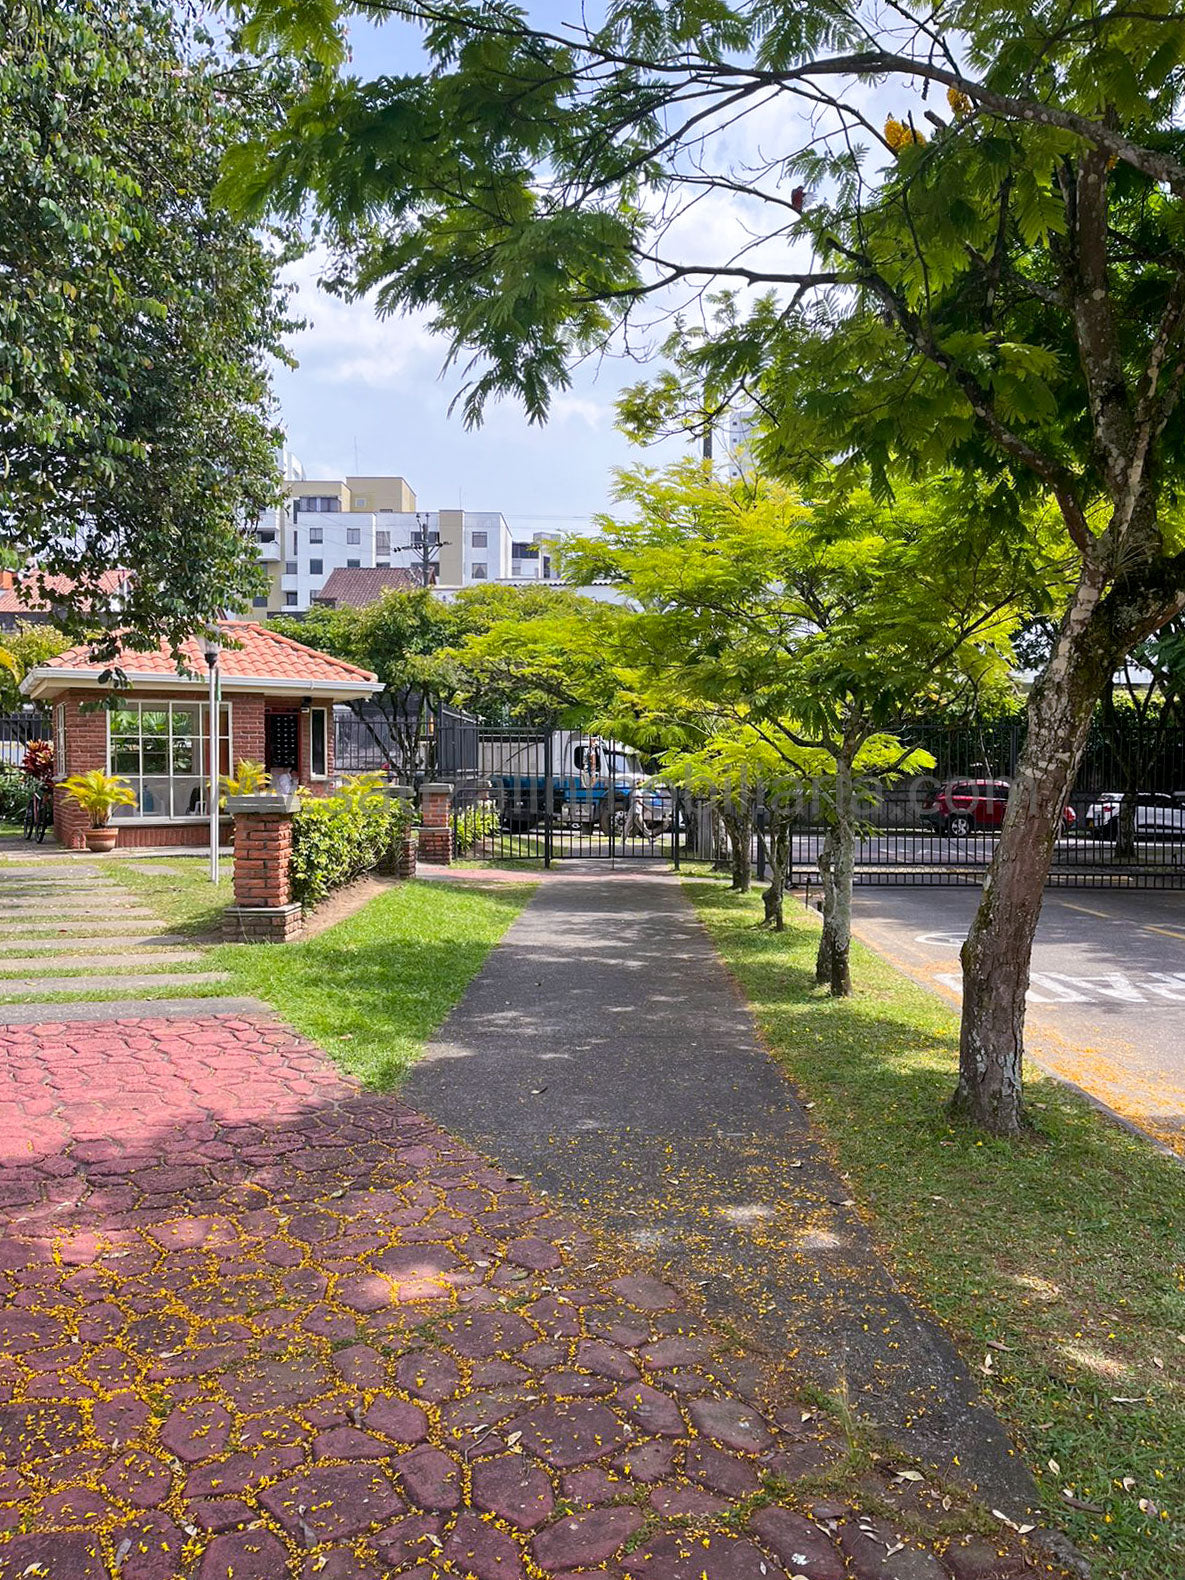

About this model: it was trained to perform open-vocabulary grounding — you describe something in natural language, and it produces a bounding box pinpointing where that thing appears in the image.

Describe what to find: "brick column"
[379,786,417,878]
[223,793,303,943]
[417,782,454,866]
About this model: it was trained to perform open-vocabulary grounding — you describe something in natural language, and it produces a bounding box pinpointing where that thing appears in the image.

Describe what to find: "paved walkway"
[408,869,1040,1517]
[0,1007,1063,1580]
[0,863,227,1008]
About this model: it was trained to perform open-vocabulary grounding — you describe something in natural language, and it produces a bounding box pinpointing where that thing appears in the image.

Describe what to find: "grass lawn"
[685,876,1184,1580]
[209,878,535,1088]
[102,855,234,936]
[102,857,535,1087]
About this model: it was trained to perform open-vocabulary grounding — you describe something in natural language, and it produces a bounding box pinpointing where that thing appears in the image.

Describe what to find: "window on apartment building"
[471,530,488,548]
[294,495,341,513]
[308,526,323,544]
[375,530,390,554]
[252,596,268,608]
[285,560,297,576]
[471,562,488,579]
[346,527,361,545]
[354,496,367,508]
[108,701,230,820]
[346,558,361,569]
[309,558,323,575]
[376,561,390,569]
[512,541,540,558]
[284,591,299,607]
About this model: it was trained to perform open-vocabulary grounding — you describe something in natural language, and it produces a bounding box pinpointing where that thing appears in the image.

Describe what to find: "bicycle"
[23,782,52,844]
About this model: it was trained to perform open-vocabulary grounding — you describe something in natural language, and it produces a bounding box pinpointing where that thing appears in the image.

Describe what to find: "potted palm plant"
[62,770,136,852]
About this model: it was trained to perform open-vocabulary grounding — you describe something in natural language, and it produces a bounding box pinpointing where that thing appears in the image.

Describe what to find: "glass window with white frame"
[108,701,231,820]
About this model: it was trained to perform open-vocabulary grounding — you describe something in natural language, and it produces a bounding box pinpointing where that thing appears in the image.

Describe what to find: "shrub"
[453,797,500,856]
[0,763,27,821]
[289,776,413,909]
[21,740,54,785]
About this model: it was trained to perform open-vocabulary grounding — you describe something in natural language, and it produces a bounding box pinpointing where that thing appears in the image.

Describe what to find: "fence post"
[672,791,681,870]
[543,731,553,869]
[222,793,303,943]
[417,782,454,865]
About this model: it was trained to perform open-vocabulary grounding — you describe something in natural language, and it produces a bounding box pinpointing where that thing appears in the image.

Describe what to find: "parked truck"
[480,732,672,835]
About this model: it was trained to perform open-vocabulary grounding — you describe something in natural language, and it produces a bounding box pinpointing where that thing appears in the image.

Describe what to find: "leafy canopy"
[0,1,297,653]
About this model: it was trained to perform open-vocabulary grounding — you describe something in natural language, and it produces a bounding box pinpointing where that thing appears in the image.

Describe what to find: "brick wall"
[231,812,294,908]
[46,687,337,849]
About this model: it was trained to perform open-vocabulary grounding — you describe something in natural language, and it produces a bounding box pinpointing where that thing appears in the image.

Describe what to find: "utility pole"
[412,512,448,587]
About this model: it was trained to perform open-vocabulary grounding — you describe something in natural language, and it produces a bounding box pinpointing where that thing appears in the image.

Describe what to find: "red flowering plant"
[21,740,55,786]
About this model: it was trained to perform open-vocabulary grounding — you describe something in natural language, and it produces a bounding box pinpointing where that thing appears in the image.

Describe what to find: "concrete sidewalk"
[406,866,1040,1516]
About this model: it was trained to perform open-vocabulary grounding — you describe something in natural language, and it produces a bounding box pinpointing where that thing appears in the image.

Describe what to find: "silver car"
[1082,791,1185,840]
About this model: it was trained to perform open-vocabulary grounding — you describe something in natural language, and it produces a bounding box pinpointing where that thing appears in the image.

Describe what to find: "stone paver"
[0,1012,1066,1578]
[0,865,226,1003]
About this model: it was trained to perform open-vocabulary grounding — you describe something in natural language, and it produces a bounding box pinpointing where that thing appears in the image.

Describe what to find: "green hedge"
[0,765,28,821]
[290,776,413,909]
[453,798,500,856]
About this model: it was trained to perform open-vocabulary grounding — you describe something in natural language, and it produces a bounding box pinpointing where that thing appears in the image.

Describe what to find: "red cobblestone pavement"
[0,1014,1066,1579]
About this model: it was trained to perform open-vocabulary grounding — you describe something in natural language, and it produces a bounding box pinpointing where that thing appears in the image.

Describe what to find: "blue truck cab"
[486,733,670,835]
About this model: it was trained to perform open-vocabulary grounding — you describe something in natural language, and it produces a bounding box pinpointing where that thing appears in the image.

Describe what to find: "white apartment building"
[249,470,555,615]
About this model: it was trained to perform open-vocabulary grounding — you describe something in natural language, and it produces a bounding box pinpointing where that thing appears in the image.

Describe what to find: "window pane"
[311,710,327,777]
[172,777,205,818]
[141,742,167,774]
[111,707,139,734]
[111,740,141,774]
[172,706,198,736]
[139,777,170,816]
[172,737,195,773]
[141,710,168,736]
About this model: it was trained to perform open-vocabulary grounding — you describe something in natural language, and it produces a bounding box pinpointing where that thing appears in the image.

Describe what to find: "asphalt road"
[850,885,1185,1155]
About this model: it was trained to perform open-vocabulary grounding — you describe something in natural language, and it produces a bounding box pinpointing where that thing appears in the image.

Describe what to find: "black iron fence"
[0,709,50,769]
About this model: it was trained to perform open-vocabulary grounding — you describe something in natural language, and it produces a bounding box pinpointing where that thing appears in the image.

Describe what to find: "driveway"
[850,886,1185,1154]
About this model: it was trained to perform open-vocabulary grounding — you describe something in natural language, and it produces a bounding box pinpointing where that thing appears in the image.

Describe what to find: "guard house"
[20,622,378,849]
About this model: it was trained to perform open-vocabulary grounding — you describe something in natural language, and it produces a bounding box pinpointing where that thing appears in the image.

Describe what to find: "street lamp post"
[202,635,221,884]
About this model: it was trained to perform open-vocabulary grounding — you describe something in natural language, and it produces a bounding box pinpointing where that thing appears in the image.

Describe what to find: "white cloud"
[282,249,444,388]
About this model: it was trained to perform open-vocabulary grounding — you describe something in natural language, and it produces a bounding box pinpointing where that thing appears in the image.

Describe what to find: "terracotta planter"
[83,826,119,853]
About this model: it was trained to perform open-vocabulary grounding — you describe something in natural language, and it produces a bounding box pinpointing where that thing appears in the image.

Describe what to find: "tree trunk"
[721,803,752,891]
[954,564,1182,1133]
[759,817,788,929]
[815,828,835,985]
[710,806,729,871]
[816,754,855,997]
[1115,789,1138,862]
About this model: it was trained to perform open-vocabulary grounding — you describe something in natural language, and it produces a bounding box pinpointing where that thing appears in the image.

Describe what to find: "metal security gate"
[451,726,682,864]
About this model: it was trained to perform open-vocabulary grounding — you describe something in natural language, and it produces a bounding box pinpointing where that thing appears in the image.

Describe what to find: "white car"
[1082,791,1185,840]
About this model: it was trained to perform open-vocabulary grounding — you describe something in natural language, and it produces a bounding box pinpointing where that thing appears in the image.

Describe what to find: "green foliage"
[0,764,28,821]
[275,592,461,775]
[289,776,413,908]
[452,797,500,855]
[446,584,625,725]
[220,760,271,799]
[0,625,72,711]
[0,1,296,653]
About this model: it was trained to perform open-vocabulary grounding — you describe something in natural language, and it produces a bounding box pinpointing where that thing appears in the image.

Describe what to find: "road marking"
[1142,924,1185,942]
[1055,900,1113,920]
[935,970,1185,1005]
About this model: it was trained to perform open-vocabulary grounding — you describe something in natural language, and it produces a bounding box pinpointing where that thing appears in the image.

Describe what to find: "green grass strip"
[211,876,535,1090]
[684,876,1184,1580]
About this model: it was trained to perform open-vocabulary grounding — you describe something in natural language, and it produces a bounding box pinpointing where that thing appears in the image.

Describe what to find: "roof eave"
[22,668,378,702]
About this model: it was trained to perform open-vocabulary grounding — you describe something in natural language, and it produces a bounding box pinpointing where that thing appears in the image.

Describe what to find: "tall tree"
[225,0,1185,1130]
[565,464,1035,989]
[0,0,295,654]
[274,591,461,776]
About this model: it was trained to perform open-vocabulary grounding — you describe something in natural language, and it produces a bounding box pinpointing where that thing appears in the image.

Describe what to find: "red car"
[922,778,1077,838]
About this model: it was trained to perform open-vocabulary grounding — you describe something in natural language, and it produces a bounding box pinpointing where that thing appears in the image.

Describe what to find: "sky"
[272,8,693,533]
[269,4,902,534]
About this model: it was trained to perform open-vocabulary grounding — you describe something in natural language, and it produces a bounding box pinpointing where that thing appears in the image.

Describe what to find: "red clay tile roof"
[0,569,128,617]
[314,566,423,607]
[27,621,377,692]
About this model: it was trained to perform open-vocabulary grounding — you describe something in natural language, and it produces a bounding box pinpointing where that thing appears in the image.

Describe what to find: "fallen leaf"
[1048,1459,1060,1476]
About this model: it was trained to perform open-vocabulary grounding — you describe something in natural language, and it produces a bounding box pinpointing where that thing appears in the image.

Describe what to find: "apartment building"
[249,468,554,615]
